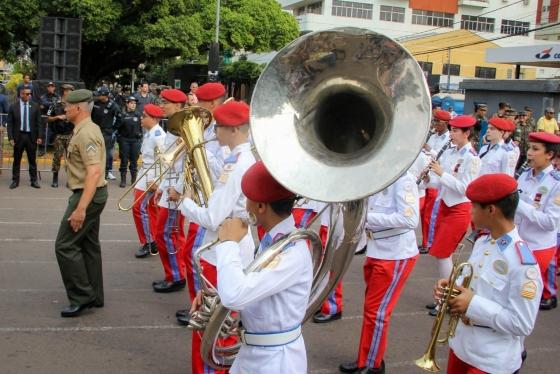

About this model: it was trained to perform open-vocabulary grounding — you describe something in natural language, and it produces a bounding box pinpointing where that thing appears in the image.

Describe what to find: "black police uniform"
[117,109,142,186]
[91,99,121,177]
[39,92,59,149]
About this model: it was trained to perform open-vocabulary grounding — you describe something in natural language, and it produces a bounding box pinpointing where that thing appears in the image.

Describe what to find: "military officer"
[152,89,188,293]
[515,132,560,310]
[179,101,256,374]
[478,117,517,177]
[131,104,166,258]
[55,89,108,317]
[92,86,121,180]
[426,115,481,315]
[339,171,419,374]
[435,174,542,374]
[117,96,143,187]
[215,161,312,374]
[47,84,74,187]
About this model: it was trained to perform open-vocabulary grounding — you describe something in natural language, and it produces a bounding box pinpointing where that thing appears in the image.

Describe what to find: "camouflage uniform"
[47,100,74,186]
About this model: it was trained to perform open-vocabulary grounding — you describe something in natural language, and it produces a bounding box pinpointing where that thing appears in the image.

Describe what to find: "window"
[412,9,454,28]
[295,6,305,16]
[461,15,495,33]
[332,1,373,20]
[442,64,461,76]
[295,2,323,16]
[501,19,530,36]
[380,5,405,23]
[418,61,433,75]
[475,66,496,79]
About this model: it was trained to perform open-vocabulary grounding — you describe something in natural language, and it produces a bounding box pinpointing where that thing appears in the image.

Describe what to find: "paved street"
[0,172,558,374]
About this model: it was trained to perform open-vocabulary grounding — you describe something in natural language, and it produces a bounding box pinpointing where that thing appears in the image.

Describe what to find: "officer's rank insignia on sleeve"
[404,207,414,217]
[86,143,97,155]
[520,280,537,300]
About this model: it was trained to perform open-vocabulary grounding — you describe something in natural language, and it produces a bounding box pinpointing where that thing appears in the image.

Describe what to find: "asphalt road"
[0,172,558,374]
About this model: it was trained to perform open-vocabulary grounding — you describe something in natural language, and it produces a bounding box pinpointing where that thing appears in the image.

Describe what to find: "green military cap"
[65,89,93,104]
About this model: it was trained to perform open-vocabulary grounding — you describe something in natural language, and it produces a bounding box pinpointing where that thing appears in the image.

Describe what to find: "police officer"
[47,84,75,187]
[117,96,142,188]
[55,89,108,318]
[38,81,60,155]
[92,86,121,180]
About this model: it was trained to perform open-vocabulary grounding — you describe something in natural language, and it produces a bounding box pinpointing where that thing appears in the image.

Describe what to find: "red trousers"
[421,188,438,248]
[356,256,417,369]
[132,189,158,245]
[533,247,557,299]
[429,202,471,259]
[184,222,205,302]
[318,224,343,314]
[447,349,487,374]
[191,259,233,374]
[155,207,185,282]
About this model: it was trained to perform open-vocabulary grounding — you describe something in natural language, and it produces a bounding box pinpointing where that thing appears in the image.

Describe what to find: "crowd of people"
[1,77,560,374]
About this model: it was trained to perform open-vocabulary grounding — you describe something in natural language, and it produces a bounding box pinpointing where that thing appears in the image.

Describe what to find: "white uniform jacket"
[365,172,419,260]
[319,203,367,250]
[157,132,185,210]
[449,228,542,374]
[478,140,517,177]
[204,121,228,182]
[409,151,431,198]
[215,215,313,374]
[430,142,481,207]
[136,124,166,191]
[427,131,450,158]
[181,142,255,266]
[515,165,560,251]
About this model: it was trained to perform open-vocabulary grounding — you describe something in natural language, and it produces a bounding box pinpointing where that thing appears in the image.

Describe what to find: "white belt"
[368,228,411,240]
[239,325,301,347]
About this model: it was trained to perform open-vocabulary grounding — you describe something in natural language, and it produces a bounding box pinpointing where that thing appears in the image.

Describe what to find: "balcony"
[458,0,489,8]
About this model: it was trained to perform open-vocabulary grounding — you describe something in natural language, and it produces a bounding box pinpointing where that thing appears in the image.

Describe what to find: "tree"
[0,0,299,87]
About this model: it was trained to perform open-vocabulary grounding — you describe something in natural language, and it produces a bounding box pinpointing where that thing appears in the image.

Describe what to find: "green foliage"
[221,60,264,82]
[0,0,299,86]
[5,73,23,94]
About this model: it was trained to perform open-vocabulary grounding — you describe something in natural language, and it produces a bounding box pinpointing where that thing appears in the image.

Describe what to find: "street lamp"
[208,0,221,81]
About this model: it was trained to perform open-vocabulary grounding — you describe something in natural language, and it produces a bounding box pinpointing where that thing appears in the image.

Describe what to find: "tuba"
[196,27,432,369]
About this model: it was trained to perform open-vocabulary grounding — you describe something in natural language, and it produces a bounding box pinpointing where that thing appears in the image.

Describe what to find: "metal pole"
[215,0,220,44]
[131,68,135,92]
[447,47,451,91]
[208,0,221,81]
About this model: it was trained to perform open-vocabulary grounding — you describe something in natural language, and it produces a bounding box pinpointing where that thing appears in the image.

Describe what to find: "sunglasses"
[21,93,31,96]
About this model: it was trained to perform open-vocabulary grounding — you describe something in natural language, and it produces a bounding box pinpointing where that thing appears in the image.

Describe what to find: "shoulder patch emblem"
[86,143,97,155]
[515,241,537,265]
[521,280,537,300]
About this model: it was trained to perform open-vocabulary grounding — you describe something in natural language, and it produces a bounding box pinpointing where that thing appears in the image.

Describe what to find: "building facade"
[535,0,560,40]
[279,1,548,86]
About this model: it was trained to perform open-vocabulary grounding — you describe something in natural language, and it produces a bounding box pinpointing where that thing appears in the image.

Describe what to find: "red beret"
[449,115,476,128]
[528,132,560,144]
[161,89,187,103]
[196,83,226,101]
[213,101,250,127]
[242,161,295,203]
[488,117,511,132]
[143,104,164,119]
[434,110,451,122]
[466,174,518,204]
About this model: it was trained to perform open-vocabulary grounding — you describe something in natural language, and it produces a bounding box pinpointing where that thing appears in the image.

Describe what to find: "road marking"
[0,325,183,333]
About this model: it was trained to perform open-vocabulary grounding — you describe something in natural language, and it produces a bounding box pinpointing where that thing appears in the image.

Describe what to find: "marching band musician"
[435,174,542,374]
[131,104,166,258]
[420,109,451,254]
[340,171,419,374]
[215,161,312,374]
[515,132,560,310]
[176,82,229,324]
[478,117,517,177]
[180,101,256,374]
[152,89,188,293]
[426,115,481,316]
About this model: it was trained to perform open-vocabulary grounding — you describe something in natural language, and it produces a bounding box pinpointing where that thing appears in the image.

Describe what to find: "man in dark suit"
[7,86,43,189]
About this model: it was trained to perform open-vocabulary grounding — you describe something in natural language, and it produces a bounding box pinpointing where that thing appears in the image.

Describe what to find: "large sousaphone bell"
[198,27,431,369]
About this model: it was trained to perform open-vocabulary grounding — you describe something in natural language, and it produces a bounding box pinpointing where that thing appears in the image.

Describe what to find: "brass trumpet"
[415,244,474,372]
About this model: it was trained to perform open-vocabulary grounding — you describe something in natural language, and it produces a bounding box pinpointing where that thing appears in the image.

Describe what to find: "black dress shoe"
[313,312,342,324]
[340,361,361,373]
[428,308,438,316]
[355,245,367,256]
[60,302,95,317]
[135,244,150,258]
[153,279,186,293]
[540,296,557,310]
[425,302,437,309]
[419,246,429,254]
[149,242,158,255]
[30,181,41,188]
[177,314,190,326]
[152,279,166,287]
[9,181,19,189]
[176,309,189,318]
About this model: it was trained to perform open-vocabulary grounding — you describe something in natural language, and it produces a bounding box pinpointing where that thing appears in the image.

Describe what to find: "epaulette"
[550,170,560,181]
[469,148,478,156]
[224,152,240,164]
[515,241,537,265]
[154,129,162,137]
[502,143,513,151]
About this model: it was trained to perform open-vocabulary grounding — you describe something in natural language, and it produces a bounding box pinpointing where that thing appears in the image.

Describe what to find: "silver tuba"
[196,27,431,369]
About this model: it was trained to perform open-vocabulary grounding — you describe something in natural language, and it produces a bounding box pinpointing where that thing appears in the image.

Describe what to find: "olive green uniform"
[55,117,108,306]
